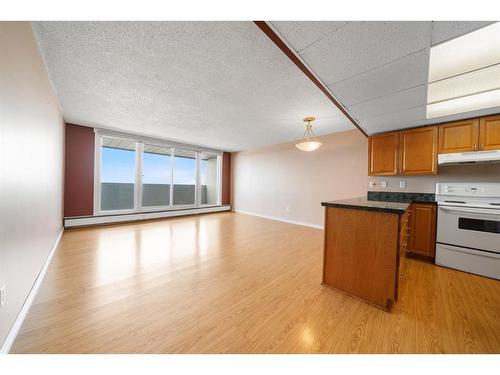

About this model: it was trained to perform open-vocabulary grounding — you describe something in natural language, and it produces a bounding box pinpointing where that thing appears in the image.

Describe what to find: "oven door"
[437,205,500,253]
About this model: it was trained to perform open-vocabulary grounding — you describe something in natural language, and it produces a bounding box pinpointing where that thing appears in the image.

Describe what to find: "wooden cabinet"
[368,127,437,176]
[479,115,500,150]
[407,203,436,259]
[368,132,399,176]
[438,115,500,153]
[438,119,479,153]
[367,114,500,176]
[399,126,437,175]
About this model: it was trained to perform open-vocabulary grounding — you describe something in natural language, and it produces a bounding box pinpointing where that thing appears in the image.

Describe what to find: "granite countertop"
[321,197,409,214]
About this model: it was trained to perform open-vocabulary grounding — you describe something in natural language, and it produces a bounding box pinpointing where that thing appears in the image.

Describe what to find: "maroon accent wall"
[222,152,231,205]
[64,123,95,217]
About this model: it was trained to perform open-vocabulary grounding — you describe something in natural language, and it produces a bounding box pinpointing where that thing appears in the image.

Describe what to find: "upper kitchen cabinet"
[438,119,479,153]
[479,115,500,151]
[368,127,437,176]
[399,126,438,175]
[368,132,399,176]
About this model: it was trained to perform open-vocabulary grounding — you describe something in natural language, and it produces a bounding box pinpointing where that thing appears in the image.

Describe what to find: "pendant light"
[296,116,322,152]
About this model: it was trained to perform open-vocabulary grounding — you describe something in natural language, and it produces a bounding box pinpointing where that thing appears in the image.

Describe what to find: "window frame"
[199,151,221,207]
[141,143,173,211]
[94,129,223,216]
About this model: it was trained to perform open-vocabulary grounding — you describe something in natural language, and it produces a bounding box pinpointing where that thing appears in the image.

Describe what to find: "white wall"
[0,22,64,349]
[231,129,368,227]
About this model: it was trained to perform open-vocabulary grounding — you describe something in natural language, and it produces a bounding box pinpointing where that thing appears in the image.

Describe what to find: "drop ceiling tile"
[328,49,429,107]
[270,21,349,52]
[347,85,427,120]
[360,106,427,134]
[297,21,430,85]
[431,21,494,46]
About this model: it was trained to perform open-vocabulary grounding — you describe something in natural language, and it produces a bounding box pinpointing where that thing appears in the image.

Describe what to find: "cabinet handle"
[473,144,477,150]
[480,144,484,150]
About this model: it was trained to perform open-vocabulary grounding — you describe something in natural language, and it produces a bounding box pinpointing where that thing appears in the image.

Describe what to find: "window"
[200,152,218,205]
[95,132,222,215]
[100,138,136,211]
[142,145,171,207]
[173,149,197,205]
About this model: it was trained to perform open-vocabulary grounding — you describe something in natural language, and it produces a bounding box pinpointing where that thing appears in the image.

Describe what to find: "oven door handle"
[439,206,500,216]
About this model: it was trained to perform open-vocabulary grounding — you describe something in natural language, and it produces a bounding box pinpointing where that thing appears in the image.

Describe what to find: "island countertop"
[321,197,409,214]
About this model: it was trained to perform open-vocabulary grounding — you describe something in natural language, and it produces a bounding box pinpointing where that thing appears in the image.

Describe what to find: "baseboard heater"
[64,205,231,228]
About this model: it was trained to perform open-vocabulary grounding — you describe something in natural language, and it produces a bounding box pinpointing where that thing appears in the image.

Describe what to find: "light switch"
[400,181,407,189]
[381,181,388,188]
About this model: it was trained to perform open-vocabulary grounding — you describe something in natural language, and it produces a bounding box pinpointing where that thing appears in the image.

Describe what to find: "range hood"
[438,150,500,165]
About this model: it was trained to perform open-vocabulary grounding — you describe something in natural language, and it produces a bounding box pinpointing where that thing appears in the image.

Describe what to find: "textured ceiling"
[272,21,498,135]
[31,21,353,151]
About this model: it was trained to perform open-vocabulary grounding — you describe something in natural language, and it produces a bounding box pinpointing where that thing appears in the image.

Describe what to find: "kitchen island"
[321,198,409,311]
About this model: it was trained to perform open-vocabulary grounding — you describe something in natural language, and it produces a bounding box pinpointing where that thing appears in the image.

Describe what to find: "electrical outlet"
[285,206,291,213]
[369,181,375,188]
[381,180,388,188]
[0,285,5,308]
[400,180,407,189]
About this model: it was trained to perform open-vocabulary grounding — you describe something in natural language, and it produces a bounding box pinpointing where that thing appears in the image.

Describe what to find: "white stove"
[436,183,500,280]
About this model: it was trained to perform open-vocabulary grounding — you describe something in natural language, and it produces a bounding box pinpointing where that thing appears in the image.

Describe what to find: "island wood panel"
[438,119,480,153]
[322,207,400,310]
[368,132,399,175]
[10,212,500,353]
[399,126,437,175]
[479,114,500,150]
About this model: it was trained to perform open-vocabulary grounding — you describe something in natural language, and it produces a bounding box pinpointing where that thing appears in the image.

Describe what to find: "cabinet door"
[438,119,479,153]
[408,203,436,259]
[400,126,437,175]
[479,115,500,151]
[368,132,399,175]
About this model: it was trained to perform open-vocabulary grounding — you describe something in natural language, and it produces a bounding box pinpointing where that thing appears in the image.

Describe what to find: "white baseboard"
[64,205,231,228]
[233,210,324,230]
[0,227,64,354]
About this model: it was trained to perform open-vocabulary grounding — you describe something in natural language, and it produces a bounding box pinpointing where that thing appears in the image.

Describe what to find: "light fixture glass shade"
[295,141,322,152]
[296,116,322,152]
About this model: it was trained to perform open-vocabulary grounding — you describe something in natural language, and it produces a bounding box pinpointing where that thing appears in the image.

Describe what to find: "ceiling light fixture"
[426,22,500,119]
[296,116,322,152]
[427,88,500,119]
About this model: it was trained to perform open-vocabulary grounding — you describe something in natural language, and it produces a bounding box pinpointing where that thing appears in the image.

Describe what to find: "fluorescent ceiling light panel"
[429,22,500,82]
[427,63,500,103]
[427,88,500,119]
[426,22,500,119]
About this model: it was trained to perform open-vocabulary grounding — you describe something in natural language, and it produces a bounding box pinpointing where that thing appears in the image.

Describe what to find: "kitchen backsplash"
[367,191,435,203]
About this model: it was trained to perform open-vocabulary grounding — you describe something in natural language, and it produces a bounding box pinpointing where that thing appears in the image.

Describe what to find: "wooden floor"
[11,212,500,353]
